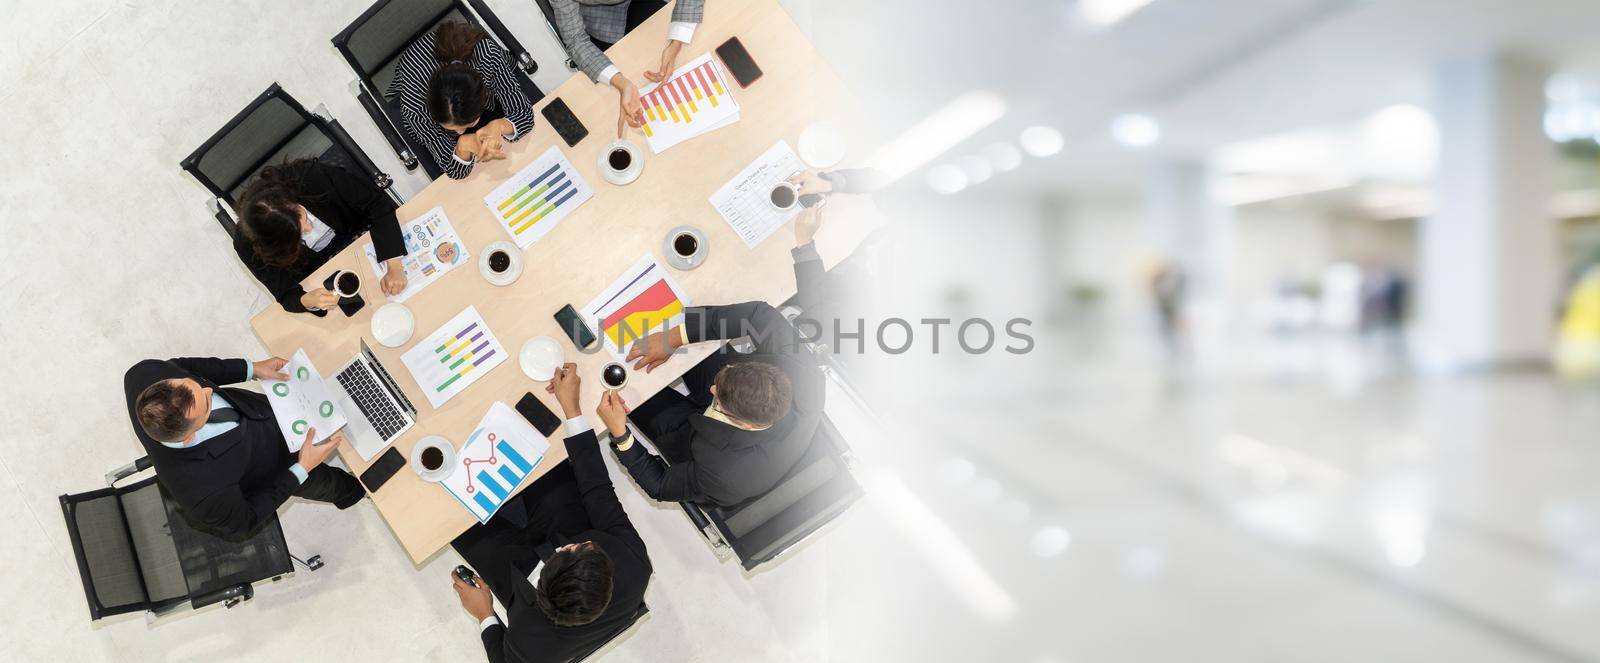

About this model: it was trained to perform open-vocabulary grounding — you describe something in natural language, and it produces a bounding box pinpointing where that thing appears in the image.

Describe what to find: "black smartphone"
[715,37,762,88]
[515,392,562,438]
[358,447,407,493]
[541,97,589,147]
[555,304,597,350]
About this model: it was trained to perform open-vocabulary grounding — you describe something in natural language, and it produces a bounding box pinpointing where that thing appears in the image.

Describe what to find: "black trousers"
[626,347,742,462]
[589,0,669,52]
[451,462,583,607]
[293,465,365,509]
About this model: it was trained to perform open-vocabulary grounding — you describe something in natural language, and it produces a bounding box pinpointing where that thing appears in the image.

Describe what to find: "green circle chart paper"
[296,366,310,380]
[271,383,290,397]
[292,420,308,435]
[320,401,335,417]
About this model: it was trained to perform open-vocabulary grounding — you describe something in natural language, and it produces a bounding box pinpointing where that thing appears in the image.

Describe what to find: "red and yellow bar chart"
[581,254,693,361]
[481,145,593,249]
[637,52,742,153]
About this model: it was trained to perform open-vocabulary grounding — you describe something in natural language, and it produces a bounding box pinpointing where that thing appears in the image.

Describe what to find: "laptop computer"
[331,339,418,461]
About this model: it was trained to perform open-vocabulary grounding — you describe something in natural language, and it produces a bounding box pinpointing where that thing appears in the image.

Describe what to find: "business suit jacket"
[549,0,705,82]
[232,160,404,315]
[123,357,302,541]
[616,301,822,506]
[478,430,652,663]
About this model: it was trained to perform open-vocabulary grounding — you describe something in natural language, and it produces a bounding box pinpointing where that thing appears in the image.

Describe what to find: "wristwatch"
[609,428,634,451]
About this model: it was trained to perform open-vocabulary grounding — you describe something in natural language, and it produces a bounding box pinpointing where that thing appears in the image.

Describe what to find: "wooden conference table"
[249,0,876,564]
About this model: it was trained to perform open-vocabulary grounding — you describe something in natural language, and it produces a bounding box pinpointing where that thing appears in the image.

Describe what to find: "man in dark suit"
[619,300,823,506]
[124,356,363,541]
[450,363,652,663]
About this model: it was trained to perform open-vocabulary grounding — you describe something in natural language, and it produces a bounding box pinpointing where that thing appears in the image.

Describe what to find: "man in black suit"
[619,300,823,506]
[450,363,652,663]
[124,356,363,541]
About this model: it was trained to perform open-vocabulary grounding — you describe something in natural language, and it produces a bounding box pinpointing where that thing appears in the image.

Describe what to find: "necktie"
[208,407,240,425]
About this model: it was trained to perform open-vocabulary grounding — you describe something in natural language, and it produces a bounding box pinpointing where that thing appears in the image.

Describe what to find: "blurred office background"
[803,0,1600,661]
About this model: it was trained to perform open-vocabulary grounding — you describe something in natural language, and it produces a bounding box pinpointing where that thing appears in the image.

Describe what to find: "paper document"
[401,306,508,409]
[483,146,593,249]
[260,349,347,452]
[710,140,806,248]
[581,254,692,362]
[638,52,742,153]
[363,206,470,303]
[440,402,551,523]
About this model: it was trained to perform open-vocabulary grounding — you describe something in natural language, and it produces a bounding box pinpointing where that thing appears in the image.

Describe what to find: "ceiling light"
[958,156,994,184]
[1078,0,1155,28]
[985,143,1023,171]
[866,91,1007,182]
[1029,526,1072,557]
[1110,113,1160,148]
[1019,126,1064,157]
[926,164,969,195]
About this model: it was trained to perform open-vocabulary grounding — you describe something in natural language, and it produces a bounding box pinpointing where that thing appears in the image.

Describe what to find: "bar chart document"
[363,206,470,303]
[581,254,693,361]
[638,52,741,153]
[440,401,550,524]
[261,349,347,451]
[710,140,806,248]
[401,306,508,409]
[483,145,593,249]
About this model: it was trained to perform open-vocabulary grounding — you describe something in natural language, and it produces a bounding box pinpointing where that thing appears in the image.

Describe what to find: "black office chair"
[332,0,543,179]
[59,456,321,622]
[677,415,864,571]
[179,83,398,238]
[530,0,579,71]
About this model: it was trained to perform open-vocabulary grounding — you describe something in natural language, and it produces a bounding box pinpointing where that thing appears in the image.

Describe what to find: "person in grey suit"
[547,0,706,136]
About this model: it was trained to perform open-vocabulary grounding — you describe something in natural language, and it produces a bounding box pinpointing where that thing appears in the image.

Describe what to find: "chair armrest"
[106,456,154,486]
[680,501,712,534]
[190,582,253,610]
[354,84,418,171]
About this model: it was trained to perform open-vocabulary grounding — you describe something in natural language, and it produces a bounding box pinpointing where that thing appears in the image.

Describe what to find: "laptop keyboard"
[336,363,407,441]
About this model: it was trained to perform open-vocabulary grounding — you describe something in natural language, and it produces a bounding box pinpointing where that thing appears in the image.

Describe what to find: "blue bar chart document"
[440,401,551,523]
[482,145,593,249]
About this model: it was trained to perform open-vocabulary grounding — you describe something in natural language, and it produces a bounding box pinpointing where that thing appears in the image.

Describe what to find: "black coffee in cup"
[336,271,360,297]
[770,184,797,209]
[421,446,443,470]
[602,363,627,388]
[608,148,632,171]
[488,250,511,273]
[673,233,698,257]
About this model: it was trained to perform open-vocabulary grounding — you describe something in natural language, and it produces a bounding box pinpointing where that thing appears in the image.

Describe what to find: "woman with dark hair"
[234,160,408,315]
[389,21,536,179]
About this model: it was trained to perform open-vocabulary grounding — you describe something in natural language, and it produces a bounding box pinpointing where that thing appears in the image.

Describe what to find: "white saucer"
[520,336,564,381]
[371,303,415,348]
[663,225,708,271]
[479,241,523,286]
[410,436,456,483]
[599,139,644,186]
[799,122,845,168]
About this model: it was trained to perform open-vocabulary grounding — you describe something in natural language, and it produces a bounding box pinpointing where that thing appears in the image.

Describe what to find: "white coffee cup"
[768,181,800,211]
[332,269,361,298]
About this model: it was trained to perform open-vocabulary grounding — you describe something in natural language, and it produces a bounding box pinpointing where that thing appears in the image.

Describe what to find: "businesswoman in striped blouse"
[388,22,536,179]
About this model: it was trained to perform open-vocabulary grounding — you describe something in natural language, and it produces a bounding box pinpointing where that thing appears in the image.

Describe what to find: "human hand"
[546,363,581,417]
[253,357,290,381]
[596,390,628,438]
[613,78,644,138]
[790,170,832,195]
[625,328,681,373]
[644,40,684,84]
[300,289,340,311]
[795,206,823,245]
[381,258,408,296]
[296,429,343,471]
[475,124,507,161]
[454,133,481,161]
[452,572,495,621]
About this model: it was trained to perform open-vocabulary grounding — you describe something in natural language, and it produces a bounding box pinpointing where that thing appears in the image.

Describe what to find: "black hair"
[135,379,197,443]
[237,159,314,268]
[535,542,614,626]
[428,22,492,128]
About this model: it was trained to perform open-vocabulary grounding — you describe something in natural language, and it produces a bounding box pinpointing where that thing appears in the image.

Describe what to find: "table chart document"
[400,306,508,409]
[483,146,594,249]
[440,402,551,523]
[581,254,693,361]
[638,52,742,153]
[710,140,806,248]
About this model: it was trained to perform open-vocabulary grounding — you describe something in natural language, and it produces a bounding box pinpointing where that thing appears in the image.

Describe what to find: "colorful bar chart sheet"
[261,348,347,452]
[581,254,693,361]
[363,206,469,303]
[440,401,551,523]
[483,146,593,249]
[400,306,508,409]
[709,140,807,248]
[637,52,741,154]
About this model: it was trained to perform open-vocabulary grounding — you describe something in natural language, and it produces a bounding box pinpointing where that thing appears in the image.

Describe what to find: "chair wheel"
[306,555,324,571]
